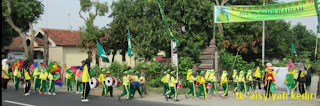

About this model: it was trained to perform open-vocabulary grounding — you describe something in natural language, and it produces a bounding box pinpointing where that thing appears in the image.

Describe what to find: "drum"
[116,78,121,87]
[207,83,212,89]
[112,78,118,88]
[139,77,146,84]
[196,82,200,87]
[133,81,141,87]
[177,82,182,89]
[89,77,100,89]
[105,77,114,86]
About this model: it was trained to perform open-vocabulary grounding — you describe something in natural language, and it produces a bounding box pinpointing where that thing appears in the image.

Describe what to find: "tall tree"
[2,0,44,63]
[78,0,108,65]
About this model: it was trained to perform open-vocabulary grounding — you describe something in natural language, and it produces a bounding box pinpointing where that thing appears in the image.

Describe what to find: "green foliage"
[145,61,164,87]
[107,61,128,78]
[91,65,101,78]
[220,49,255,72]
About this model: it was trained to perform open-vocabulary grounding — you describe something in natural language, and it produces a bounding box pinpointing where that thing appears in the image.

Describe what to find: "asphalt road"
[2,86,184,106]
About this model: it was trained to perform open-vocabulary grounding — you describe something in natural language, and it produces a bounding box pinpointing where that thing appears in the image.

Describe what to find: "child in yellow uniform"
[246,70,254,94]
[209,70,219,97]
[162,69,171,97]
[196,71,207,100]
[21,60,31,96]
[66,71,73,92]
[220,71,229,99]
[118,71,130,100]
[13,62,21,91]
[165,71,179,101]
[48,73,56,95]
[132,71,143,98]
[238,70,247,94]
[232,70,239,93]
[99,69,107,96]
[106,71,113,97]
[39,65,48,95]
[185,69,197,99]
[33,66,41,92]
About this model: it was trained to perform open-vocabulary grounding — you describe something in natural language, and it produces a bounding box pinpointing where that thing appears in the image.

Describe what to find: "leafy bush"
[108,61,128,78]
[178,57,194,87]
[220,49,254,73]
[145,61,164,87]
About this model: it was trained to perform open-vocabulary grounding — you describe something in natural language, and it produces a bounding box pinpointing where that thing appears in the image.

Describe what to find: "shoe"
[218,94,223,97]
[24,93,28,96]
[44,92,47,95]
[221,95,225,99]
[118,95,121,101]
[168,97,173,99]
[225,97,229,99]
[39,91,42,94]
[110,95,113,97]
[76,92,79,94]
[53,93,56,95]
[81,99,89,102]
[48,92,52,95]
[210,95,213,98]
[194,97,198,100]
[174,99,179,101]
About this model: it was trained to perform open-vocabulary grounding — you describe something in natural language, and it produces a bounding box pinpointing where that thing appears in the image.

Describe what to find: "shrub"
[178,57,194,87]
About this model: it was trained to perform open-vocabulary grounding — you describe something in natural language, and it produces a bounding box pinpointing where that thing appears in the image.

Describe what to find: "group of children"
[118,68,146,100]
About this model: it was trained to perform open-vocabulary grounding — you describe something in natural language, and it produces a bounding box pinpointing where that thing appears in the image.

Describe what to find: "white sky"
[33,0,318,33]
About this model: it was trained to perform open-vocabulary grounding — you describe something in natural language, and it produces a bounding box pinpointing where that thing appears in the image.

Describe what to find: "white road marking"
[3,100,35,106]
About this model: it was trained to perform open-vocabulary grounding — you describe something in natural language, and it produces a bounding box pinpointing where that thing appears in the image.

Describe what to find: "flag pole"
[262,0,266,66]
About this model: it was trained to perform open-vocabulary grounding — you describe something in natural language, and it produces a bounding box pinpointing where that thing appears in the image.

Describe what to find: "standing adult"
[297,60,307,94]
[139,67,148,95]
[253,62,262,90]
[21,59,31,96]
[305,64,313,91]
[81,51,92,102]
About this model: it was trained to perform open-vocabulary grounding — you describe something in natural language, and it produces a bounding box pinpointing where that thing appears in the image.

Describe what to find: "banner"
[171,40,178,67]
[128,30,133,58]
[214,0,317,23]
[97,40,110,63]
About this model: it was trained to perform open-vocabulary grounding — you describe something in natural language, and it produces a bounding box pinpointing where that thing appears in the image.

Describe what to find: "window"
[34,51,44,59]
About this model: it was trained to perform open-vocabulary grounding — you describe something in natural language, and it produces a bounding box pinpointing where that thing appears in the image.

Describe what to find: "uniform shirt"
[198,76,206,84]
[246,73,253,81]
[33,68,40,78]
[188,75,197,83]
[210,73,218,82]
[122,75,129,86]
[48,73,54,81]
[40,72,48,80]
[169,76,178,87]
[82,65,90,82]
[232,74,238,82]
[220,77,228,86]
[205,72,211,81]
[238,75,246,83]
[24,69,31,80]
[134,75,140,82]
[2,65,10,79]
[13,67,21,78]
[254,67,261,78]
[164,74,170,83]
[99,74,106,83]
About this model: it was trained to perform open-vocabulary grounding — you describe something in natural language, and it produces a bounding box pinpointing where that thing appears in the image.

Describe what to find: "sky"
[33,0,318,34]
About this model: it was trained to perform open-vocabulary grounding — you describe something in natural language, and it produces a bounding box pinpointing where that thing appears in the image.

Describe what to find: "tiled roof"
[41,28,81,46]
[3,37,24,50]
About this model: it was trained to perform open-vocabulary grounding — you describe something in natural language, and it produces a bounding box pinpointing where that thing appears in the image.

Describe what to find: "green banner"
[215,0,317,23]
[97,40,110,63]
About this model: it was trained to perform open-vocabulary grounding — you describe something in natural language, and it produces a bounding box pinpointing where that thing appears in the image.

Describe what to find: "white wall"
[7,50,26,62]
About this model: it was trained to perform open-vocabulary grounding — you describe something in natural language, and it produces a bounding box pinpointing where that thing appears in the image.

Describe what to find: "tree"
[2,18,19,48]
[2,0,44,63]
[78,0,108,65]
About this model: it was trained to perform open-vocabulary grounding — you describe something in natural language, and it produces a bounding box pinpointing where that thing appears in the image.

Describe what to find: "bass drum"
[89,77,100,89]
[105,77,114,86]
[112,78,118,88]
[116,78,121,87]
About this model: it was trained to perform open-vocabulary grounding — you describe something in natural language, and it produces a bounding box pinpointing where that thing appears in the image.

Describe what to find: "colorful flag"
[128,30,133,58]
[291,41,296,54]
[66,69,75,77]
[157,0,180,47]
[97,40,110,63]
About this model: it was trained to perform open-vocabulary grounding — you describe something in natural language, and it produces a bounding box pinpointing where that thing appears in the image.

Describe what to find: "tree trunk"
[28,22,35,63]
[95,50,99,66]
[317,44,320,96]
[121,50,126,62]
[43,32,49,63]
[217,23,224,38]
[111,50,117,62]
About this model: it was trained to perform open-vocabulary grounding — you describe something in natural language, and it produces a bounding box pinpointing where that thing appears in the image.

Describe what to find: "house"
[4,28,136,68]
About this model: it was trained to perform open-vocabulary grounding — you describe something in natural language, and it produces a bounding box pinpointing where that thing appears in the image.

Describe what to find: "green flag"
[128,30,133,58]
[157,0,180,47]
[291,41,296,54]
[97,40,110,63]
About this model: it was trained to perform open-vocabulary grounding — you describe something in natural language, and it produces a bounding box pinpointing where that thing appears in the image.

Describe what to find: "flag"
[97,40,110,63]
[128,30,133,58]
[66,69,75,77]
[291,41,296,54]
[157,0,180,47]
[70,66,78,75]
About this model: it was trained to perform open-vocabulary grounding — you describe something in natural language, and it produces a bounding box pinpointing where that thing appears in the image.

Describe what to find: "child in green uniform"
[238,70,247,94]
[39,66,48,95]
[246,70,254,95]
[209,70,219,97]
[66,71,73,92]
[285,68,295,96]
[196,71,207,100]
[132,71,143,98]
[48,73,56,95]
[106,71,113,97]
[162,69,171,97]
[13,62,21,91]
[99,68,107,96]
[220,71,229,99]
[118,71,130,100]
[165,71,179,101]
[232,70,239,93]
[33,66,41,92]
[185,69,197,99]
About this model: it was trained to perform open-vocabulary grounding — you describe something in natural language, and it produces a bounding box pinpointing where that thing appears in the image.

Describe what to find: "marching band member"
[99,68,107,96]
[185,69,197,99]
[106,70,113,97]
[13,61,21,91]
[48,72,56,95]
[39,63,48,95]
[232,70,239,93]
[132,70,143,98]
[22,60,31,96]
[196,70,207,100]
[238,70,247,94]
[220,71,229,99]
[118,71,130,100]
[209,70,219,97]
[81,59,91,102]
[165,70,179,101]
[66,69,73,92]
[246,70,254,95]
[162,69,170,97]
[33,65,41,92]
[253,63,262,90]
[76,61,85,94]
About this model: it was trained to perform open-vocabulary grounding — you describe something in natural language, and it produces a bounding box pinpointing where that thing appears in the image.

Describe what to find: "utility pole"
[262,0,266,66]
